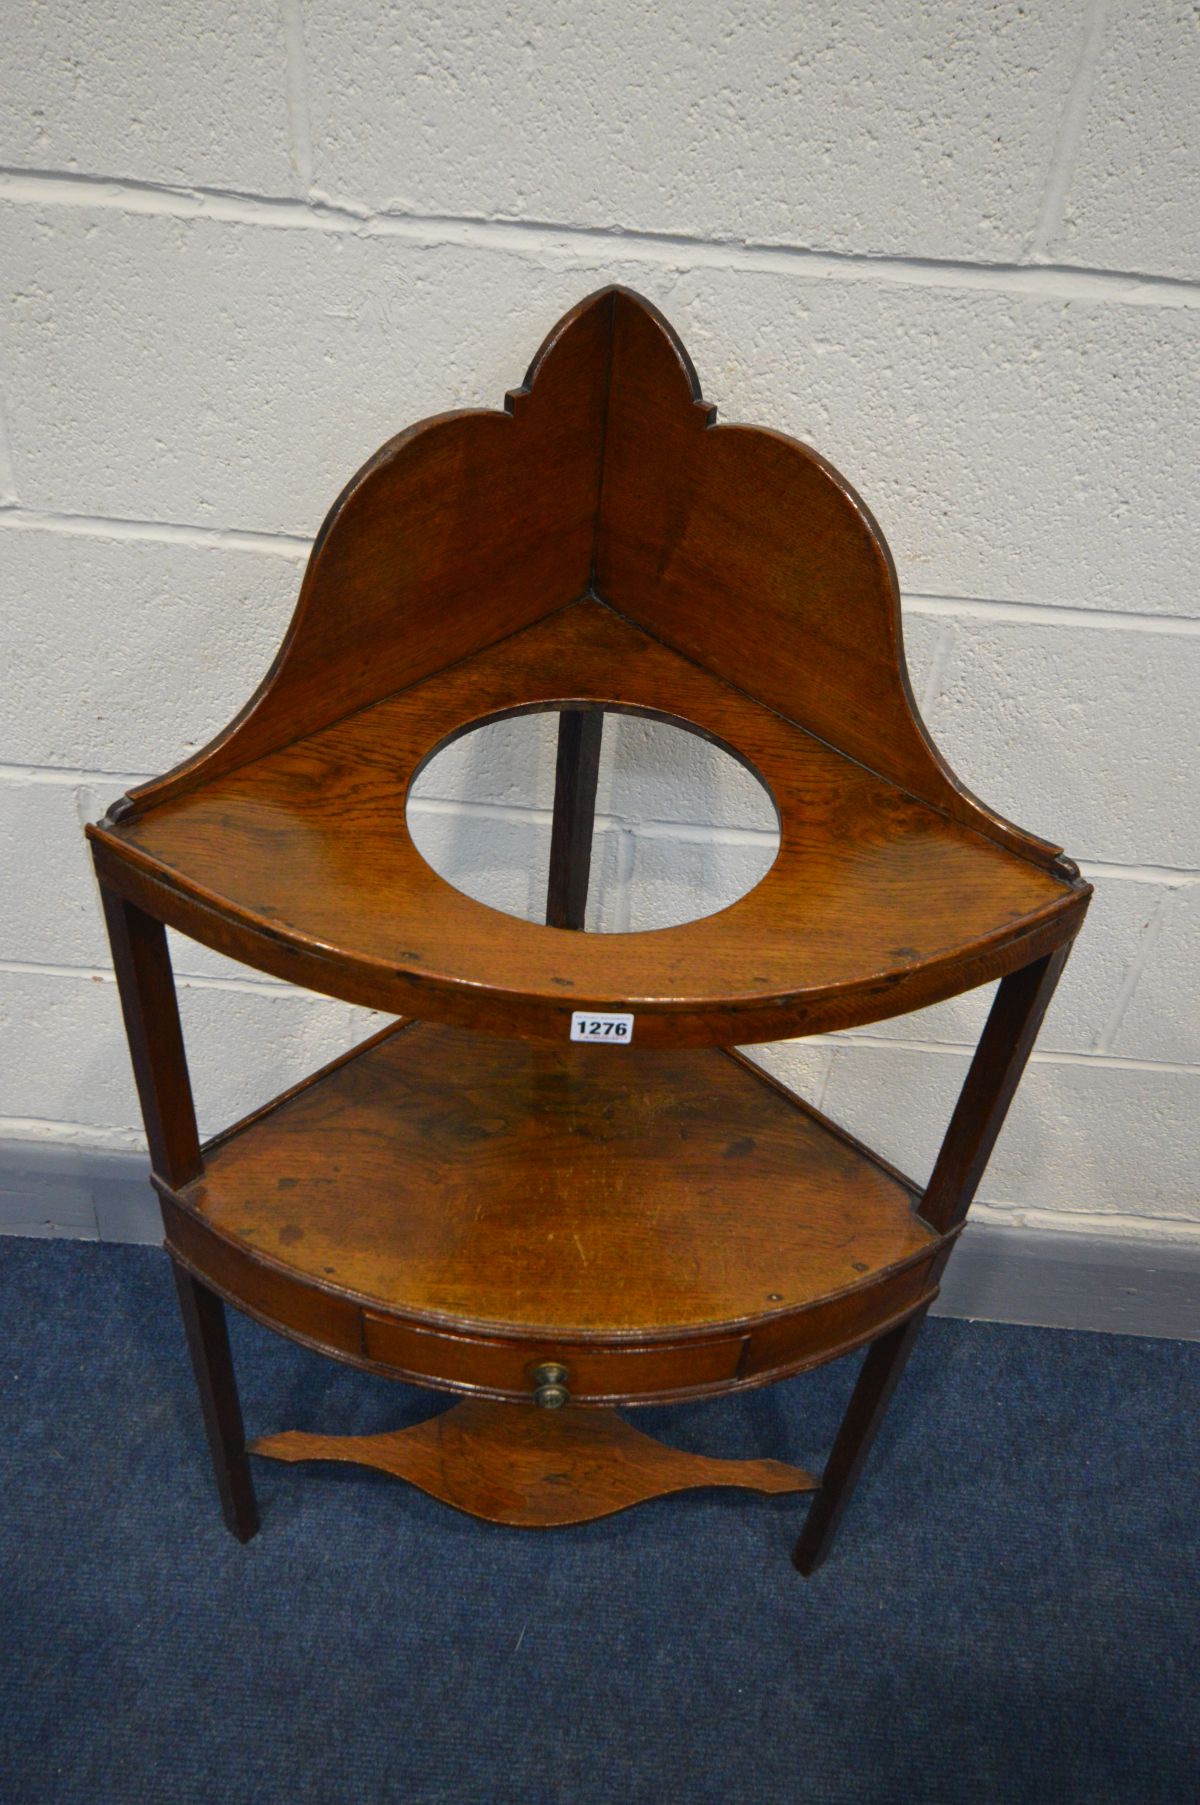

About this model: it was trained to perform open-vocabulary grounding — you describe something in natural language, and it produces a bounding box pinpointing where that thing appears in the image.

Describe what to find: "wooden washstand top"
[88,287,1089,1048]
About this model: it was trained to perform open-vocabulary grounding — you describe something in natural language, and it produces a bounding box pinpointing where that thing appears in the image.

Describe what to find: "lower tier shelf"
[251,1399,818,1527]
[161,1021,949,1405]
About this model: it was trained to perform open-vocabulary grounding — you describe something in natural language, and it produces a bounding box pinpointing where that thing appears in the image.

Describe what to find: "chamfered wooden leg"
[795,945,1073,1574]
[171,1260,259,1543]
[921,945,1072,1236]
[545,706,604,930]
[793,1306,930,1576]
[98,884,201,1189]
[98,878,258,1540]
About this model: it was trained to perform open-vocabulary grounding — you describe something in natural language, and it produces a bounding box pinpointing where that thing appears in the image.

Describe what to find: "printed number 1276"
[569,1012,634,1044]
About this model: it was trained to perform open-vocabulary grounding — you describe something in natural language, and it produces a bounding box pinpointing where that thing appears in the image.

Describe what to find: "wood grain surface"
[87,286,1089,1559]
[92,599,1085,1046]
[595,289,1061,865]
[181,1021,937,1339]
[119,290,613,810]
[251,1398,817,1527]
[105,284,1072,871]
[89,285,1089,1045]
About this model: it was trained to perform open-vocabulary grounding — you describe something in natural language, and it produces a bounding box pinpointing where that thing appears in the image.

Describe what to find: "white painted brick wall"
[1048,0,1200,280]
[301,1,1091,260]
[0,2,1196,1255]
[1,528,302,768]
[0,1,295,193]
[4,213,1195,610]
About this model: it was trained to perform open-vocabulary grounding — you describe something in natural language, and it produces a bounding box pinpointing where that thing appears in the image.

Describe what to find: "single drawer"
[362,1312,746,1403]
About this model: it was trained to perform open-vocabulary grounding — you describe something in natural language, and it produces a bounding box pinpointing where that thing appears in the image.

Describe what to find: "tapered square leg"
[171,1261,259,1543]
[796,946,1072,1574]
[793,1308,928,1575]
[97,879,258,1540]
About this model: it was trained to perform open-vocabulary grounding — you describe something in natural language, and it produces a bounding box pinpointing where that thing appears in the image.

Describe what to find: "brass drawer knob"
[532,1362,571,1409]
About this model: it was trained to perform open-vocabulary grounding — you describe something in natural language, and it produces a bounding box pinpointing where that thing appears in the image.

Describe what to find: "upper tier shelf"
[89,597,1083,1046]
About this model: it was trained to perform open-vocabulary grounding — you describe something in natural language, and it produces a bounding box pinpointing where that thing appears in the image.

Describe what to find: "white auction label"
[570,1011,635,1044]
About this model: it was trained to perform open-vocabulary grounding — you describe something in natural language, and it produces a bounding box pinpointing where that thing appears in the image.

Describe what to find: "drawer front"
[362,1312,746,1402]
[164,1196,938,1402]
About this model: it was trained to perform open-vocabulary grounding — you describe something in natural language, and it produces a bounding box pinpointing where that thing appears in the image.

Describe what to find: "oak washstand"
[88,288,1090,1572]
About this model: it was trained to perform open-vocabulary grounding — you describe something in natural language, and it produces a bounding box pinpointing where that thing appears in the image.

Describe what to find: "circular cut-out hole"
[406,708,780,933]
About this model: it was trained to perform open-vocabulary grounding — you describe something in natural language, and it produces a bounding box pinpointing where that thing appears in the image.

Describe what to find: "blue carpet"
[1,1237,1197,1804]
